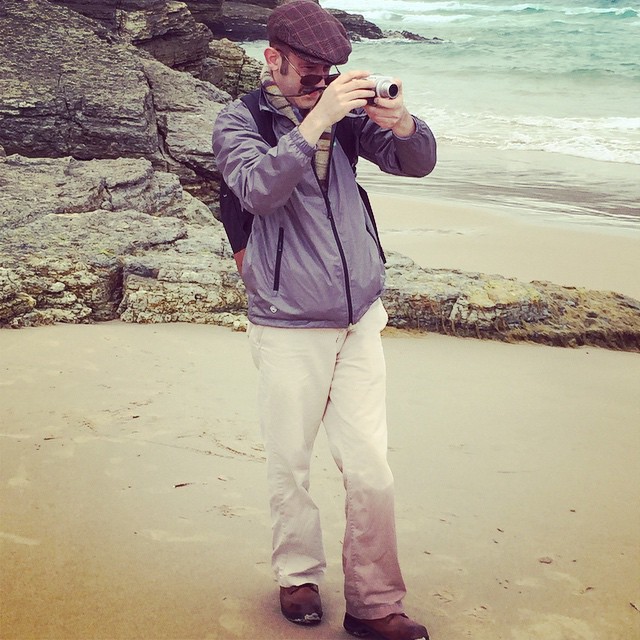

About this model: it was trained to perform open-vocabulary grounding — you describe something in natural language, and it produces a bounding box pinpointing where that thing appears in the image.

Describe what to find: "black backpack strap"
[335,115,359,172]
[219,89,276,270]
[240,89,277,147]
[335,115,386,263]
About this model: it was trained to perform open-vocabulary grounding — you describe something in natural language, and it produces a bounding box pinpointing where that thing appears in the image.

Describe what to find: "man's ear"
[264,47,280,72]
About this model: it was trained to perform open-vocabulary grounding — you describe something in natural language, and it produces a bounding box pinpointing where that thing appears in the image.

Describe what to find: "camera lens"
[383,82,399,99]
[367,76,399,100]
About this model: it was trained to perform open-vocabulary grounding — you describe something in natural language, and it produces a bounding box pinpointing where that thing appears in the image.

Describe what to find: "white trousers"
[248,299,406,619]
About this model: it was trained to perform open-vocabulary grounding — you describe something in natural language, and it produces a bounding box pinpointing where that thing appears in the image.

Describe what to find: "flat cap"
[267,0,352,66]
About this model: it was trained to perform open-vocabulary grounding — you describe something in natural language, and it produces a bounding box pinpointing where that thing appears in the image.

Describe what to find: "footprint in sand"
[215,597,257,638]
[511,614,596,640]
[7,461,30,487]
[463,604,493,623]
[138,529,211,543]
[0,532,41,546]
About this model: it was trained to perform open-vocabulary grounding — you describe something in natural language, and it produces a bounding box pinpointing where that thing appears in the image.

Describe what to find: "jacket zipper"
[273,227,284,292]
[320,132,353,324]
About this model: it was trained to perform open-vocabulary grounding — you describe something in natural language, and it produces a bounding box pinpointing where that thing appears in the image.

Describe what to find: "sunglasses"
[279,51,340,88]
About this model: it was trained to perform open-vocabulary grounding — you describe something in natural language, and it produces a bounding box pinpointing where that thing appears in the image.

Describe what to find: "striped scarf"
[260,66,332,189]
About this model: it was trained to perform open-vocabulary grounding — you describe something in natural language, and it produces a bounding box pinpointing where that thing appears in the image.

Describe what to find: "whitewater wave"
[424,109,640,164]
[322,0,639,16]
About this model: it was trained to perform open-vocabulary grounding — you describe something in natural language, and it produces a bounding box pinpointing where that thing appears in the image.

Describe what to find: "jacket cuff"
[289,126,317,157]
[392,116,421,141]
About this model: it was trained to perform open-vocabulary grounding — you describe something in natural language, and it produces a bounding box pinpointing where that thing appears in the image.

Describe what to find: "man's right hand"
[299,71,375,145]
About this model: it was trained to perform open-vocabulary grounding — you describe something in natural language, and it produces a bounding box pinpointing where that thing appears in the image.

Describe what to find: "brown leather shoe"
[279,583,323,625]
[343,612,429,640]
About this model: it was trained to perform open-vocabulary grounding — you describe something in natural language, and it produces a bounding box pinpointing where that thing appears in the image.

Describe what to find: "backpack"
[218,88,385,273]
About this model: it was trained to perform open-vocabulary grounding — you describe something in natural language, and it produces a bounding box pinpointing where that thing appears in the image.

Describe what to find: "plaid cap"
[267,0,352,66]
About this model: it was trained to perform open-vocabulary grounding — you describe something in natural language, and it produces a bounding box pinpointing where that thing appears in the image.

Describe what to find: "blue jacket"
[212,90,436,328]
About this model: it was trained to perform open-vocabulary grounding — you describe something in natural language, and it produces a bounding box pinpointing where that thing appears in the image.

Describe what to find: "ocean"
[241,0,640,228]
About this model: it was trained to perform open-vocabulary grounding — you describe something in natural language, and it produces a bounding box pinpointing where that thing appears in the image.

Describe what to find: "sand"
[374,193,640,300]
[1,196,639,640]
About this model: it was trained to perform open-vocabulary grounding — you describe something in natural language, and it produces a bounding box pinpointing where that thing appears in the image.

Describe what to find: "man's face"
[271,49,333,110]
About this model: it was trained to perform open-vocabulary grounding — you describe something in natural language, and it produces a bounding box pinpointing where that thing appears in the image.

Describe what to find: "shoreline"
[359,148,640,229]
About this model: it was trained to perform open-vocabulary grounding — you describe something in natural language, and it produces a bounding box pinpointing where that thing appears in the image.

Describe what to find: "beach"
[374,192,640,300]
[2,194,639,640]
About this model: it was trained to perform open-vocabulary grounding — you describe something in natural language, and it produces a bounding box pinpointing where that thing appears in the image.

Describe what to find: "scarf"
[260,66,333,189]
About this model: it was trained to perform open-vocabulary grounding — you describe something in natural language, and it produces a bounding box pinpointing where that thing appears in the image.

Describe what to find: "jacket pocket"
[273,227,284,292]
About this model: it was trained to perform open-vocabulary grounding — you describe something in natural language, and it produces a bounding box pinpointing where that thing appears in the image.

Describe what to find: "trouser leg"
[323,299,407,619]
[248,323,337,587]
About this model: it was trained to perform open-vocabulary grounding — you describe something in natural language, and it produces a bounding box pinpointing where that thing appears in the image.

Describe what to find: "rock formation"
[207,39,264,98]
[0,0,231,204]
[217,1,273,41]
[326,9,384,40]
[0,0,638,351]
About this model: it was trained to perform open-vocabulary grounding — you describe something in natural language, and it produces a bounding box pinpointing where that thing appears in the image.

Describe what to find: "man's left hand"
[364,79,416,137]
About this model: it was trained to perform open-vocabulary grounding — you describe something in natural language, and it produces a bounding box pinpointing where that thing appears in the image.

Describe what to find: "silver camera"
[366,75,399,101]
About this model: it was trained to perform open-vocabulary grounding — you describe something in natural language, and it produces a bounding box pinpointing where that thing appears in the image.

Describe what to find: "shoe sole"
[283,612,322,625]
[343,613,428,640]
[343,614,377,638]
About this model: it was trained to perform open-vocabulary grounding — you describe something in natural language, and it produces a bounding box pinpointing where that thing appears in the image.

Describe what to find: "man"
[212,1,436,639]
